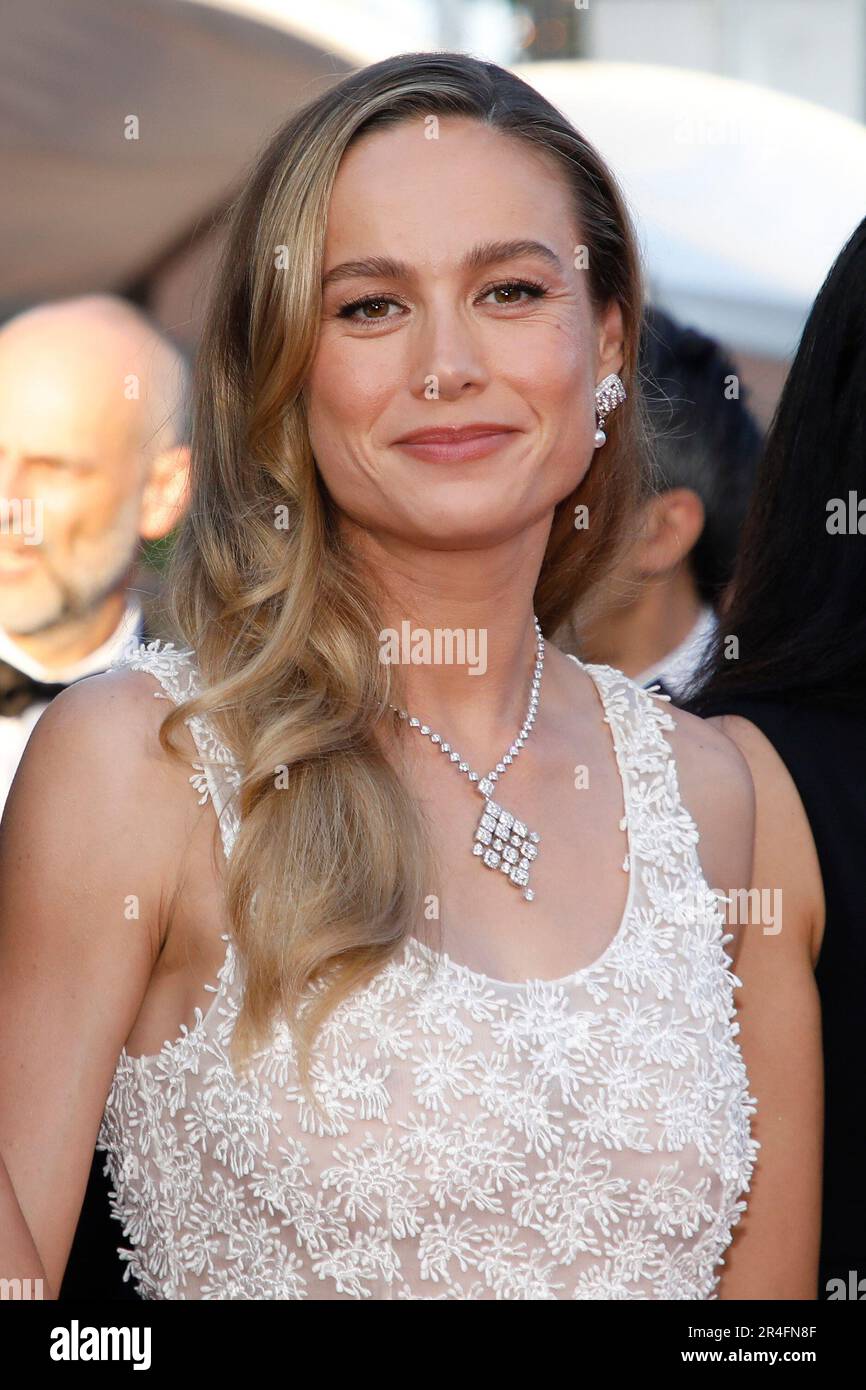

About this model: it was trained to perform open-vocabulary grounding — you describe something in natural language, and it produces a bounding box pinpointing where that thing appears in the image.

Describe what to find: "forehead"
[0,334,127,455]
[324,116,578,268]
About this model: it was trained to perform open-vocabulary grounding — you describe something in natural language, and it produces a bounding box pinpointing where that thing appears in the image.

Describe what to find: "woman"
[689,216,866,1300]
[0,53,814,1300]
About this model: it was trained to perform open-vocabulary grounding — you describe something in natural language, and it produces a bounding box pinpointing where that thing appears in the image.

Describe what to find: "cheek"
[511,331,598,450]
[507,308,594,398]
[59,479,126,542]
[307,344,377,447]
[314,319,404,399]
[35,479,85,542]
[513,333,599,503]
[306,341,396,495]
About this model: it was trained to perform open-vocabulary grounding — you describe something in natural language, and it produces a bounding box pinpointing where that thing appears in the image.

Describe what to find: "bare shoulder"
[3,663,203,951]
[707,713,797,802]
[707,713,824,963]
[19,660,199,779]
[706,712,809,835]
[660,698,756,895]
[26,660,183,745]
[663,699,755,823]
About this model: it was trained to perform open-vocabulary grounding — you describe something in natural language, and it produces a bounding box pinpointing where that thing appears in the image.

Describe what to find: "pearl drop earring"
[593,372,627,448]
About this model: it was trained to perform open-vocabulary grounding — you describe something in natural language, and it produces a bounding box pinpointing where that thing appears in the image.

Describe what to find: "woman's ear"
[596,300,625,381]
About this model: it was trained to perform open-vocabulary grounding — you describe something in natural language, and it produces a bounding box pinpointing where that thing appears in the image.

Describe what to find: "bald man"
[0,294,190,814]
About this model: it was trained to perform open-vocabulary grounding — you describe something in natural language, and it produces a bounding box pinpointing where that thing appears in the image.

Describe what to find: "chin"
[0,592,62,635]
[387,504,543,551]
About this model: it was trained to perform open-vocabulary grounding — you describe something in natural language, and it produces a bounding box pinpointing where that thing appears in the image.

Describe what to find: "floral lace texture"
[96,641,759,1300]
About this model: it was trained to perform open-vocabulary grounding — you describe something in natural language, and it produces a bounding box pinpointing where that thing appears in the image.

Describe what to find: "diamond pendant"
[472,777,540,902]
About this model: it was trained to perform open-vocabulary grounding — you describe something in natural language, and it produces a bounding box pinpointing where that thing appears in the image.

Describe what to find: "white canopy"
[513,61,866,356]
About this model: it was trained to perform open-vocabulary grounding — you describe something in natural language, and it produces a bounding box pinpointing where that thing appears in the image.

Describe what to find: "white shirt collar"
[0,597,144,683]
[634,604,718,700]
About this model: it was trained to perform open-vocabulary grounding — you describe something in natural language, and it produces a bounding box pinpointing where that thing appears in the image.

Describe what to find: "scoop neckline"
[403,655,637,990]
[119,649,639,1053]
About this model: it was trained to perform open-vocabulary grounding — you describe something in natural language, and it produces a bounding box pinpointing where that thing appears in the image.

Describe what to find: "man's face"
[0,323,145,635]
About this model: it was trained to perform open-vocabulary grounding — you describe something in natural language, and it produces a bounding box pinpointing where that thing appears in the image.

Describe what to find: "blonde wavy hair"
[157,51,650,1099]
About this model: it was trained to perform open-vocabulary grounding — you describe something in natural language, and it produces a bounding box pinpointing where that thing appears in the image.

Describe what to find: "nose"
[408,294,491,401]
[0,452,33,532]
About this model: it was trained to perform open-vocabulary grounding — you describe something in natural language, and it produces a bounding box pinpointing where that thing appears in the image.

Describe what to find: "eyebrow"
[0,449,92,469]
[321,238,564,291]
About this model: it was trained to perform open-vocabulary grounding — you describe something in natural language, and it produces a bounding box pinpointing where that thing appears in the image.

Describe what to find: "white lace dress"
[96,640,759,1300]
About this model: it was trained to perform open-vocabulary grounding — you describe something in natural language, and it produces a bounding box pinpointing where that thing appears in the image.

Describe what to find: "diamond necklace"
[389,616,544,903]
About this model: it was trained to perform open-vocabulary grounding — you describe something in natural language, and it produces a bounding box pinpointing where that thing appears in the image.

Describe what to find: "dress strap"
[573,658,702,883]
[108,639,242,862]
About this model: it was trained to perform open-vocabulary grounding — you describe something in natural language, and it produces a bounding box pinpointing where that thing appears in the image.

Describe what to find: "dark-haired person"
[563,306,762,700]
[688,216,866,1300]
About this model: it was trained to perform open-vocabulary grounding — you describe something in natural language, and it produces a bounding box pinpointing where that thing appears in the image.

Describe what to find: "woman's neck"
[351,516,553,747]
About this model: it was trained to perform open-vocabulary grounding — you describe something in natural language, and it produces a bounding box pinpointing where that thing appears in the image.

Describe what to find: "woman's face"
[306,115,623,551]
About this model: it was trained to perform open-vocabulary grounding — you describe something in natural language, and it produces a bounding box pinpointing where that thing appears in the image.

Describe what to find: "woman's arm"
[0,1146,52,1296]
[707,713,824,1300]
[0,671,184,1298]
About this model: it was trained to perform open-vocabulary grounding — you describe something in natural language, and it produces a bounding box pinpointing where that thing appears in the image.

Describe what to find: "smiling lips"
[393,423,520,463]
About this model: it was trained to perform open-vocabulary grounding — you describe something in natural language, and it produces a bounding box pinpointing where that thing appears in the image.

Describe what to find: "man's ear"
[635,487,705,578]
[138,444,191,541]
[596,299,625,381]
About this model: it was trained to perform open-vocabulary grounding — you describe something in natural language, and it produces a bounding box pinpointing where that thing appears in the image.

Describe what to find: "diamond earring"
[593,372,627,447]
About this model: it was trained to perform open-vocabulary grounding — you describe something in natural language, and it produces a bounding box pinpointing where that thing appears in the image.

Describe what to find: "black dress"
[691,695,865,1299]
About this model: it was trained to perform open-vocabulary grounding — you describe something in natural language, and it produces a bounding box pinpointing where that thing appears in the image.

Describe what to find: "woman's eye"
[481,280,547,306]
[337,296,403,324]
[336,279,548,327]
